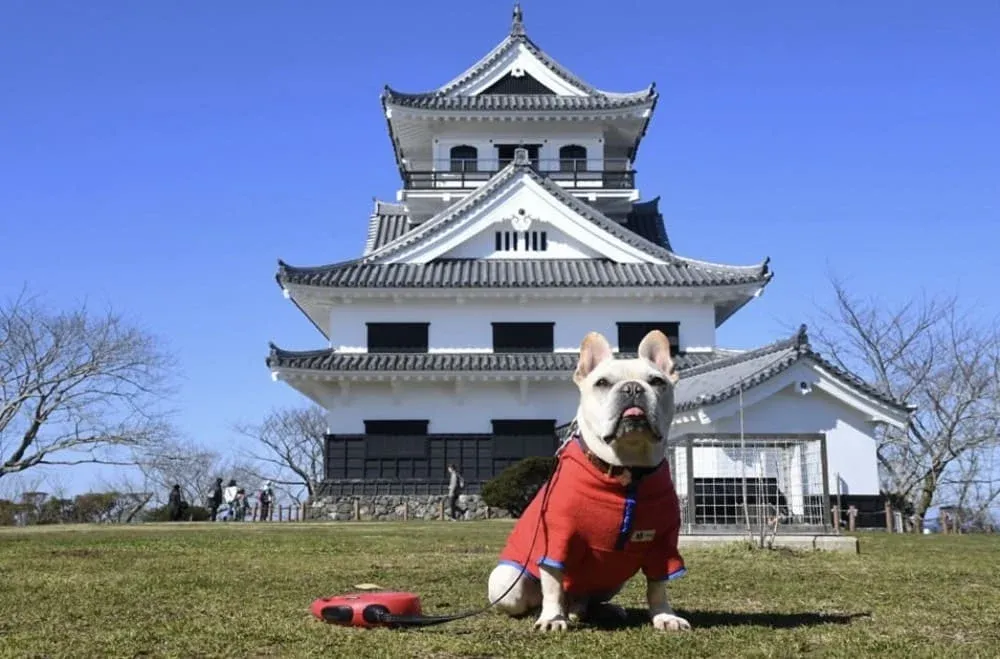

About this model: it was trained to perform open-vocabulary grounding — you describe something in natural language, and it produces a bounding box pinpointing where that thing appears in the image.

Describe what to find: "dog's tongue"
[623,406,646,418]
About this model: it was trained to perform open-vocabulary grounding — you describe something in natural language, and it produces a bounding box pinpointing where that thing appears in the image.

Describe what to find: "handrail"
[402,160,637,190]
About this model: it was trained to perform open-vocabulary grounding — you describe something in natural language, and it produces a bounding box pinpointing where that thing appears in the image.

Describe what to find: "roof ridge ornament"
[513,147,531,166]
[511,2,525,37]
[795,323,809,350]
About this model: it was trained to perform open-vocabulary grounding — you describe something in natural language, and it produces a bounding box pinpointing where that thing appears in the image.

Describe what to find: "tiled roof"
[278,258,768,290]
[620,197,672,251]
[401,10,652,101]
[364,200,411,255]
[382,88,655,112]
[673,325,913,414]
[278,162,770,292]
[266,326,912,415]
[380,9,659,171]
[266,348,725,374]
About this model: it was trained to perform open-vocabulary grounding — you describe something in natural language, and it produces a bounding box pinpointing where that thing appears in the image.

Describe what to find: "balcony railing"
[402,158,636,191]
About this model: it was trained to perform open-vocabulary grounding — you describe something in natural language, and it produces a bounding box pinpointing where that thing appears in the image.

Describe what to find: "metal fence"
[671,433,833,535]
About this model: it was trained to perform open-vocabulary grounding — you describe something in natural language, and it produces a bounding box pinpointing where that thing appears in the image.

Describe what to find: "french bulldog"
[487,329,691,632]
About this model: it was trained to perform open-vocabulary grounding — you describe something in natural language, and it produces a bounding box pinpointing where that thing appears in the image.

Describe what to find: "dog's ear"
[574,331,613,384]
[638,330,679,384]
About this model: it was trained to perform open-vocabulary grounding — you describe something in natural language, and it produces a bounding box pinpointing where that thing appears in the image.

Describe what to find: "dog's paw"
[533,614,569,632]
[652,612,691,632]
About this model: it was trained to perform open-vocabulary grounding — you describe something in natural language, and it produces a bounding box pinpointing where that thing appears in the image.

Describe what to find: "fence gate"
[670,433,833,535]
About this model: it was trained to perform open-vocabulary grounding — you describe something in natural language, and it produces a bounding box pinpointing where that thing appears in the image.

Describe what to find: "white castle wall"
[428,125,607,172]
[323,380,580,434]
[329,298,717,353]
[672,381,882,497]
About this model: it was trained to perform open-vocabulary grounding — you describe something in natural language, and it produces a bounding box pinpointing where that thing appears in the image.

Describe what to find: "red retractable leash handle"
[311,450,568,629]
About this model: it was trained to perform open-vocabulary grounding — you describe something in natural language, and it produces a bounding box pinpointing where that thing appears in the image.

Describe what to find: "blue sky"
[1,1,998,495]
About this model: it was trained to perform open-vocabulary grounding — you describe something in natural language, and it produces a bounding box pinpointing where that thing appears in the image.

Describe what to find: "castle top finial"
[511,3,525,36]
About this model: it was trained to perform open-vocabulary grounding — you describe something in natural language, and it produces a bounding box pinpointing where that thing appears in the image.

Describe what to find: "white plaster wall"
[322,380,580,435]
[430,125,608,172]
[330,298,717,353]
[695,384,882,496]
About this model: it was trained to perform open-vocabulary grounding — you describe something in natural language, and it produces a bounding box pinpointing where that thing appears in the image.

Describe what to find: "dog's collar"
[571,432,662,488]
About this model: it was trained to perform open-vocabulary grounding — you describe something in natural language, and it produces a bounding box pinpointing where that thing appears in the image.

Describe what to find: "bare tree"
[233,405,326,504]
[939,447,1000,529]
[0,288,178,480]
[132,437,258,507]
[809,276,1000,524]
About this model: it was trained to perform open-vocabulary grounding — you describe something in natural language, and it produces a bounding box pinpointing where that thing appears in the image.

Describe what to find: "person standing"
[208,478,223,521]
[234,488,248,521]
[221,479,239,521]
[168,484,184,522]
[258,481,274,521]
[446,464,466,521]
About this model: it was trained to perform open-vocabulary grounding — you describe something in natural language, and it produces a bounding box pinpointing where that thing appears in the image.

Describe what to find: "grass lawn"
[0,522,998,658]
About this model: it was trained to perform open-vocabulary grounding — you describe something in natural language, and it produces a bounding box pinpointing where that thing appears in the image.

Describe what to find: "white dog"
[487,330,691,633]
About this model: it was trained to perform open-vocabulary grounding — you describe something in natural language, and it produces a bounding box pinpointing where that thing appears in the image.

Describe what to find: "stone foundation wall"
[308,494,512,521]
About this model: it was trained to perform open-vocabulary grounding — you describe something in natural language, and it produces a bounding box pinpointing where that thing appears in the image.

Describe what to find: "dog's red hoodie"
[497,433,686,598]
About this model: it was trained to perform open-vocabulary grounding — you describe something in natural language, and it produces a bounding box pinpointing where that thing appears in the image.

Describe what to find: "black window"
[559,144,588,172]
[364,420,429,435]
[492,420,556,435]
[449,145,478,172]
[494,230,547,252]
[497,144,540,168]
[480,71,556,95]
[492,322,554,352]
[616,322,680,356]
[366,323,429,353]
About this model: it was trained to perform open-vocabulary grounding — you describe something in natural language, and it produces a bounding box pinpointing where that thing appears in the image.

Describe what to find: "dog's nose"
[620,381,643,399]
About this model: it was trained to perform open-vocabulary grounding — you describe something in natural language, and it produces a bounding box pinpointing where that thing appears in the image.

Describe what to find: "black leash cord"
[373,456,566,628]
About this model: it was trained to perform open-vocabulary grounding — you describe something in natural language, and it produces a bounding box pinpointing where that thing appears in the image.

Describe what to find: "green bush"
[143,503,212,522]
[481,456,557,518]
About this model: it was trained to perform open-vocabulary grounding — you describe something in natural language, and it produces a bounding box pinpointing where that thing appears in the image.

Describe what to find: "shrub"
[143,503,212,522]
[481,456,557,518]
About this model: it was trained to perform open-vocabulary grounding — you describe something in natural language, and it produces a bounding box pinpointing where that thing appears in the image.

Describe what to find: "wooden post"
[847,505,857,532]
[832,505,841,529]
[485,505,490,520]
[439,499,445,521]
[884,501,893,533]
[402,500,408,521]
[353,498,360,521]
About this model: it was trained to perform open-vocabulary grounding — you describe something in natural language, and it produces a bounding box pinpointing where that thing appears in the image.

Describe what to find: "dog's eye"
[594,378,611,388]
[648,376,667,387]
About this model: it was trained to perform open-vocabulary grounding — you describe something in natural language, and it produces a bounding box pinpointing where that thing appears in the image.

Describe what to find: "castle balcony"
[402,157,635,190]
[398,157,639,218]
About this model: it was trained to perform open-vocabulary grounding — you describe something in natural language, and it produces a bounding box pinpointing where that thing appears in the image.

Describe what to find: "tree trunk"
[914,462,945,522]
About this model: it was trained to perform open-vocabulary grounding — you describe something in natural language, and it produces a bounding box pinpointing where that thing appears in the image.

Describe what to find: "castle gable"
[363,162,671,266]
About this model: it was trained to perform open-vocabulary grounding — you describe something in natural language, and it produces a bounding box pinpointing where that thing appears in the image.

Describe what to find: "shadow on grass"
[583,607,872,631]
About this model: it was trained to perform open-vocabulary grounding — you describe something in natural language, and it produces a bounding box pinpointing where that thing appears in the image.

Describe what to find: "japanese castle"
[267,6,911,523]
